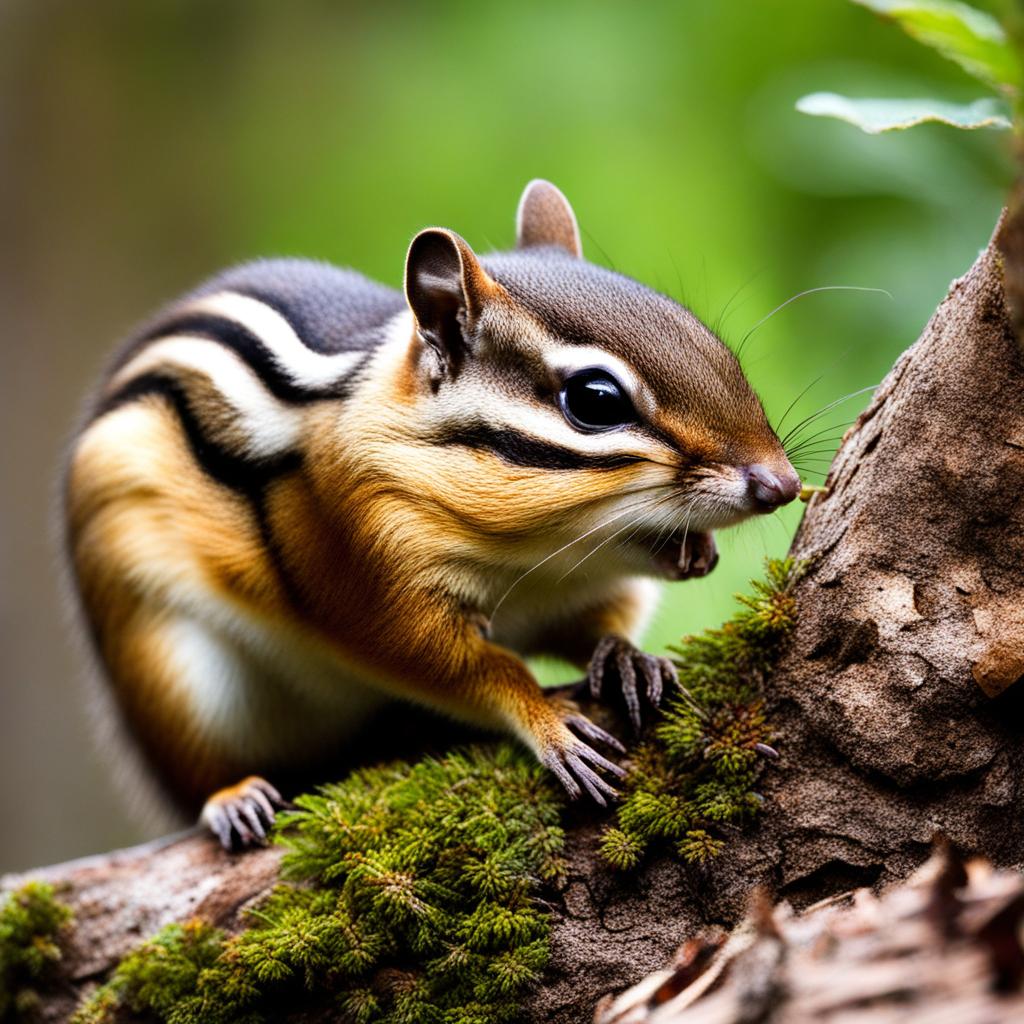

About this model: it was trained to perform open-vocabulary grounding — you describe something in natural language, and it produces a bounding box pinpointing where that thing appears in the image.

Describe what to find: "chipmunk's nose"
[745,464,800,512]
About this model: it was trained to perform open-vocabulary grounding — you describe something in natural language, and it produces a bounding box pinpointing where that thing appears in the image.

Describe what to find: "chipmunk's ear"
[515,179,582,257]
[405,228,497,372]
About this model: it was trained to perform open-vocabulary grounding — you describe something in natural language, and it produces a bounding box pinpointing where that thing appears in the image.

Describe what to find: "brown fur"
[65,180,797,825]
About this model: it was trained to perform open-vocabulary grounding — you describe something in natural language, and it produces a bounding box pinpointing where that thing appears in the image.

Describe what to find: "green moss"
[72,921,227,1024]
[74,746,563,1024]
[0,881,73,1021]
[600,557,800,869]
[72,559,798,1021]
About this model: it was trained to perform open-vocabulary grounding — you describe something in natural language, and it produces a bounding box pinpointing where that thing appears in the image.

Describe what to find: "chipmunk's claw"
[542,710,627,806]
[588,635,678,732]
[201,776,285,851]
[563,712,626,753]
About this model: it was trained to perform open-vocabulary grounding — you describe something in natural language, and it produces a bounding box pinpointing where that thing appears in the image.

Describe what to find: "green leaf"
[796,92,1012,132]
[852,0,1021,94]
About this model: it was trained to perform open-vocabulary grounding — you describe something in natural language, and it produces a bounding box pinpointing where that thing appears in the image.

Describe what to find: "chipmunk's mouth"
[635,528,719,581]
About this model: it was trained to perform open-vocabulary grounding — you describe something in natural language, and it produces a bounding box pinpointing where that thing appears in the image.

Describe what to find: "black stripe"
[439,425,641,471]
[96,373,302,493]
[95,373,308,614]
[135,313,359,404]
[248,481,307,614]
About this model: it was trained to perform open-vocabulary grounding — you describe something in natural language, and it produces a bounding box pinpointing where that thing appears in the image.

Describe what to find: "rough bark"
[4,221,1024,1022]
[595,843,1024,1023]
[4,831,281,1022]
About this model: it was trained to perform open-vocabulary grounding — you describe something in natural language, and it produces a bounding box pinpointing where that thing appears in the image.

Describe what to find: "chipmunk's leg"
[68,400,300,850]
[531,578,680,733]
[101,602,292,850]
[396,622,627,805]
[486,648,627,804]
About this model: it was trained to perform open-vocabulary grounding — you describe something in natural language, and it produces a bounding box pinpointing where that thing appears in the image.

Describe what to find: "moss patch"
[74,746,563,1024]
[0,881,73,1021]
[72,559,798,1021]
[600,557,800,869]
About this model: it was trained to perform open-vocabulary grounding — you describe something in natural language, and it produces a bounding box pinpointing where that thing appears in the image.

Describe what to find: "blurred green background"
[0,0,1011,872]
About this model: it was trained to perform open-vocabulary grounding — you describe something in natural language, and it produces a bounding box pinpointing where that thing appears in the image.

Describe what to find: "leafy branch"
[797,0,1022,133]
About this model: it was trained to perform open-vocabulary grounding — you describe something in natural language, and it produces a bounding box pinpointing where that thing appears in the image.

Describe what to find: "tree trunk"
[4,219,1024,1023]
[530,214,1024,1021]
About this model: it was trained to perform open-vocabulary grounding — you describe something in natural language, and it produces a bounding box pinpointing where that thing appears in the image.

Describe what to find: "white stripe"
[431,370,670,464]
[162,616,252,739]
[109,336,304,458]
[181,291,363,390]
[542,345,645,408]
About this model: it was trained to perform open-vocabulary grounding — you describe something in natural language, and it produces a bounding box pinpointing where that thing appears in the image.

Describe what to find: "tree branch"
[4,219,1024,1022]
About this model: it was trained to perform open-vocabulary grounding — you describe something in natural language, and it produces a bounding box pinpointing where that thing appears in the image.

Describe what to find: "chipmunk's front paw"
[201,776,285,851]
[589,635,678,732]
[540,711,626,806]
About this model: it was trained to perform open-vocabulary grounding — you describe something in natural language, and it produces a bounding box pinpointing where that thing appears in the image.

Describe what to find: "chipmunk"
[64,181,800,849]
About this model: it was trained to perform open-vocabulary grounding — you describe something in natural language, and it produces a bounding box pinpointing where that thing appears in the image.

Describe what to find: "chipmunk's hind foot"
[201,776,285,851]
[588,635,678,732]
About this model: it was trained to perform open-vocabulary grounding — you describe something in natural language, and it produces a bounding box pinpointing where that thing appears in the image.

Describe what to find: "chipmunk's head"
[401,180,799,581]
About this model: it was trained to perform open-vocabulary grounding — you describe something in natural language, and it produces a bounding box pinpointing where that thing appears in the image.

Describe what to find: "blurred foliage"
[0,883,72,1021]
[600,558,799,870]
[797,91,1012,130]
[855,0,1021,94]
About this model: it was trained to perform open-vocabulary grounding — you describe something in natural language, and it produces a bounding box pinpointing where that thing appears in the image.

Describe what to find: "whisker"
[651,513,684,557]
[792,450,840,460]
[785,424,853,456]
[668,248,687,309]
[621,495,698,576]
[640,503,685,562]
[781,384,879,448]
[717,268,765,336]
[555,516,651,586]
[676,508,693,564]
[555,493,683,585]
[788,444,845,463]
[789,442,845,456]
[582,228,617,272]
[622,500,670,550]
[786,418,857,447]
[773,375,824,436]
[736,285,893,357]
[488,487,671,621]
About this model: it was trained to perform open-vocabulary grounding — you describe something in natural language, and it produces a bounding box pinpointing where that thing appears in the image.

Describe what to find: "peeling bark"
[595,843,1024,1023]
[4,221,1024,1022]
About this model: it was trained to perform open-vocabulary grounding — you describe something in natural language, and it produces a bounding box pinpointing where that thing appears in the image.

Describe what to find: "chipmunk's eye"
[559,369,636,432]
